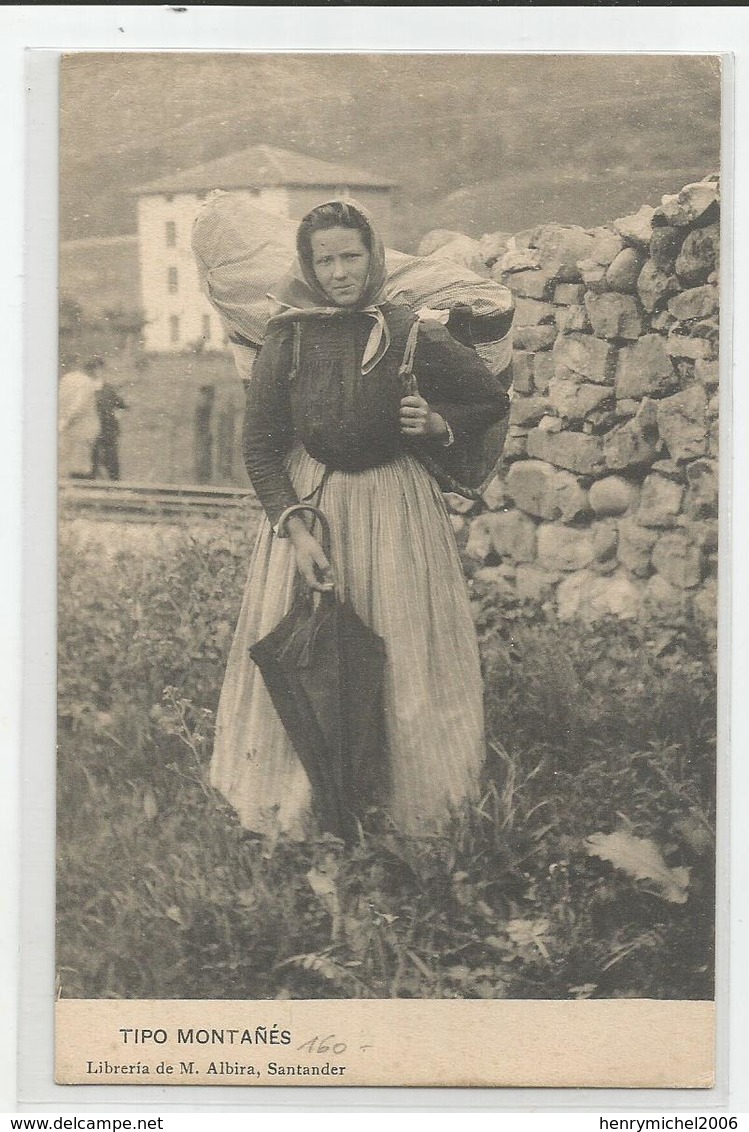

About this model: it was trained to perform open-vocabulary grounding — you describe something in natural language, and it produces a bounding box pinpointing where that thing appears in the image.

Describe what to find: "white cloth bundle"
[192,192,514,373]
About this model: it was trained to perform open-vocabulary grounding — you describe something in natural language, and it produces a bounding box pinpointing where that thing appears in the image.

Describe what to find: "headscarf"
[266,199,391,374]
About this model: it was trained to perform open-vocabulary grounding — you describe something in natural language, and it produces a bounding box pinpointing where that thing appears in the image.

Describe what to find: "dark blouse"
[242,302,509,528]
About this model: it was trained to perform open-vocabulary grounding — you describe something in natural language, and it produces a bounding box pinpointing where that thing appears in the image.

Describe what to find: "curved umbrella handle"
[276,503,332,562]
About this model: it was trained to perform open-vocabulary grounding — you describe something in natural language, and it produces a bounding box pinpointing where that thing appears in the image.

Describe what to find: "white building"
[134,144,397,353]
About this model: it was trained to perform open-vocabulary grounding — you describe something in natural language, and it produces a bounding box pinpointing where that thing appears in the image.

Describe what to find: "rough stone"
[585,409,619,435]
[530,223,595,282]
[695,357,720,389]
[589,476,636,517]
[554,283,587,305]
[653,181,720,229]
[613,205,656,246]
[615,399,640,419]
[555,305,591,334]
[674,223,719,286]
[603,416,659,471]
[650,226,685,272]
[637,473,685,528]
[606,247,647,293]
[617,517,659,576]
[556,570,592,620]
[484,509,538,562]
[553,333,618,384]
[464,513,495,560]
[666,329,716,361]
[578,259,609,292]
[513,324,558,351]
[501,268,554,300]
[656,385,708,462]
[708,418,719,459]
[584,292,644,339]
[526,428,605,475]
[537,414,563,433]
[513,297,556,326]
[505,459,589,523]
[651,530,704,588]
[557,568,641,622]
[444,492,479,515]
[510,394,550,428]
[449,514,466,535]
[684,458,719,519]
[480,474,507,511]
[650,459,683,480]
[495,248,541,276]
[691,577,718,650]
[615,334,677,399]
[472,566,518,600]
[587,227,626,266]
[547,376,612,422]
[636,260,679,313]
[537,523,597,572]
[592,520,619,562]
[692,518,719,554]
[512,350,535,394]
[641,575,689,624]
[502,433,529,462]
[591,572,642,620]
[533,351,555,393]
[650,309,678,333]
[514,564,560,604]
[462,509,532,563]
[667,284,719,322]
[478,230,512,267]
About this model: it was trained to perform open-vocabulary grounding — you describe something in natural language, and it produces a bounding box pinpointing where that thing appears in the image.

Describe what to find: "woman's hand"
[285,516,335,594]
[399,395,447,440]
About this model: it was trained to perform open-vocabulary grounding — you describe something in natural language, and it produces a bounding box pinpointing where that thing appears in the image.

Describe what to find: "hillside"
[61,54,720,252]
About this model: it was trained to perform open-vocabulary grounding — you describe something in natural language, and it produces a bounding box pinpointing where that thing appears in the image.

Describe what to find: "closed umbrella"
[249,506,389,842]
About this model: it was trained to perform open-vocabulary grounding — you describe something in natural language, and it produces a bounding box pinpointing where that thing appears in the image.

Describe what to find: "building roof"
[134,144,397,195]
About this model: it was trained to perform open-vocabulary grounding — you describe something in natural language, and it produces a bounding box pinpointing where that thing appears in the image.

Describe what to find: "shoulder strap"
[289,320,302,383]
[398,318,420,396]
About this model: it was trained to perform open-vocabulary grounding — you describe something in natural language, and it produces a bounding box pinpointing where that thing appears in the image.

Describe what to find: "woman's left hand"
[399,395,447,439]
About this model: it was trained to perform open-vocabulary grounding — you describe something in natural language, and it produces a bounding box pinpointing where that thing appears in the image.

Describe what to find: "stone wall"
[421,177,720,636]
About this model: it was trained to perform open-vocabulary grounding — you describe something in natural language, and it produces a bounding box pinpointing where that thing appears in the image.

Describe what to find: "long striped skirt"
[210,446,485,839]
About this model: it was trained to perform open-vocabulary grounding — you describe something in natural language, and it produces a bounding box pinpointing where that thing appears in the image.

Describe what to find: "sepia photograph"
[55,51,721,1088]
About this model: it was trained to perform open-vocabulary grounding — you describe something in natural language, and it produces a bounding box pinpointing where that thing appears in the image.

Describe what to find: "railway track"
[59,479,262,521]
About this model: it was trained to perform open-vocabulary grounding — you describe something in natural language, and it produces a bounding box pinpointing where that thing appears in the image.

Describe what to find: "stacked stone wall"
[422,177,720,637]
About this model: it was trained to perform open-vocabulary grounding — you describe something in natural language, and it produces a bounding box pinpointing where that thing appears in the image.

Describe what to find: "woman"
[210,200,509,839]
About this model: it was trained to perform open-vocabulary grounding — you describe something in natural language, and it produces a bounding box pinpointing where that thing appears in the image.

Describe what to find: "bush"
[57,516,716,1001]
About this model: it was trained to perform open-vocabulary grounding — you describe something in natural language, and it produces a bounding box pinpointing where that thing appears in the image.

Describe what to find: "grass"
[57,512,717,1001]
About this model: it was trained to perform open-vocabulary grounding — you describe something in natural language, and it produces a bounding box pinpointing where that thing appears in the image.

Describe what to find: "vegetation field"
[57,512,716,1001]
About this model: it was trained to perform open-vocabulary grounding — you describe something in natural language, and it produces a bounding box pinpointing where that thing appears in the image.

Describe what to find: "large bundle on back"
[192,193,515,495]
[192,192,514,373]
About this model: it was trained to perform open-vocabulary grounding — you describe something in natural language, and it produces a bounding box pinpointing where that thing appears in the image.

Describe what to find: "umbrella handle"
[276,503,332,563]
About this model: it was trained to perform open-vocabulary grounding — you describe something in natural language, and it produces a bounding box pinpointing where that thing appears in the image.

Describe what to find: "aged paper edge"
[56,998,715,1089]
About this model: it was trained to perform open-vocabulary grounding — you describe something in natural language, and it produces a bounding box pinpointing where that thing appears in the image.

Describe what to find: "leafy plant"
[56,514,717,1002]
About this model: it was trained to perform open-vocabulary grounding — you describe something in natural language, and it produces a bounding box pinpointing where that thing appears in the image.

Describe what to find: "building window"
[169,315,180,344]
[165,221,176,247]
[167,266,178,294]
[202,315,212,342]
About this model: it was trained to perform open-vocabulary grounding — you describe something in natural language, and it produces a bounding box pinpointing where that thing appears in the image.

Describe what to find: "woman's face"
[309,226,371,307]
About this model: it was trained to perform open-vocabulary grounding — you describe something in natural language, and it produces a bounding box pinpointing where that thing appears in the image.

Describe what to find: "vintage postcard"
[55,52,721,1089]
